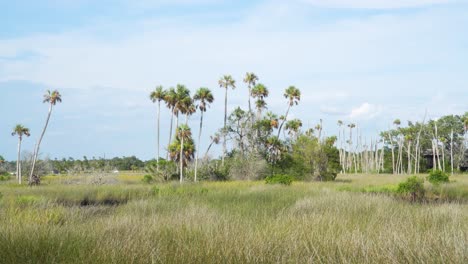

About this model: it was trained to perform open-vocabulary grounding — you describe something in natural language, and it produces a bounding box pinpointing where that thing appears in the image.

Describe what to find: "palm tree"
[243,72,258,114]
[277,86,301,138]
[169,124,195,183]
[205,133,221,158]
[218,75,236,166]
[174,86,193,182]
[150,86,166,172]
[251,83,269,119]
[285,119,303,139]
[29,90,62,183]
[193,87,214,182]
[164,87,177,160]
[12,124,30,184]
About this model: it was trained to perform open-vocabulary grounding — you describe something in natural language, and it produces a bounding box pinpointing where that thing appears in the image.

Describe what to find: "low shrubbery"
[396,176,425,201]
[265,174,293,185]
[427,170,449,185]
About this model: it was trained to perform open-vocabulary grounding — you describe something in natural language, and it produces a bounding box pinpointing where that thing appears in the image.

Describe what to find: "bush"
[396,176,425,201]
[229,153,268,181]
[142,174,154,184]
[427,170,449,185]
[265,174,293,185]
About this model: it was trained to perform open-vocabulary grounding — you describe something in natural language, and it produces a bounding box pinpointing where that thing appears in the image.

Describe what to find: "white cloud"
[301,0,455,9]
[349,103,382,120]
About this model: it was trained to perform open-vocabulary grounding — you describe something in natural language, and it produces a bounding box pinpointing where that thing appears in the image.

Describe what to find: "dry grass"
[0,174,467,263]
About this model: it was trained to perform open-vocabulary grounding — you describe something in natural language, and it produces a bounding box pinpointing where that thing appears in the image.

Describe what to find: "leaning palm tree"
[150,86,166,172]
[218,75,236,166]
[29,90,62,183]
[243,72,258,114]
[12,124,30,184]
[277,86,301,138]
[193,87,214,182]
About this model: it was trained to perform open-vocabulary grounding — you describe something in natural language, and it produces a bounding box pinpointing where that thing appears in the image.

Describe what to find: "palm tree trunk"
[157,101,161,172]
[180,133,184,183]
[195,112,204,182]
[277,105,291,138]
[29,104,52,182]
[222,87,227,166]
[248,86,252,114]
[450,129,454,175]
[167,108,174,160]
[17,138,21,184]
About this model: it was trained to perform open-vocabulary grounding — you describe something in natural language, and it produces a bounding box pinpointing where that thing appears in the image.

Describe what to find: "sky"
[1,0,467,161]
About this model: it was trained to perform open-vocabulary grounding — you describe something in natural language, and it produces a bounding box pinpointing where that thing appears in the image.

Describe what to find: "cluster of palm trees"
[150,73,303,182]
[10,90,62,184]
[150,84,214,182]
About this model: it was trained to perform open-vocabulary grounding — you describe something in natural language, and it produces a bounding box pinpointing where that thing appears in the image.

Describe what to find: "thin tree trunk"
[180,133,184,183]
[277,104,291,138]
[167,107,174,160]
[407,140,412,174]
[195,112,204,182]
[222,88,227,166]
[30,104,52,182]
[157,101,161,172]
[450,129,454,175]
[17,138,22,184]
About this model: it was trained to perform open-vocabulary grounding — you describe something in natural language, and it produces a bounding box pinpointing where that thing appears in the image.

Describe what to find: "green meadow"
[0,173,467,264]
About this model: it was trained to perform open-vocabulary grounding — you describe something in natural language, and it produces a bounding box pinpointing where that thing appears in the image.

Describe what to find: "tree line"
[2,73,467,184]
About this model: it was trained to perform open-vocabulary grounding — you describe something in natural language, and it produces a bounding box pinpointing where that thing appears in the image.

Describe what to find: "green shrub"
[142,174,154,184]
[427,170,449,185]
[396,176,425,201]
[265,174,293,185]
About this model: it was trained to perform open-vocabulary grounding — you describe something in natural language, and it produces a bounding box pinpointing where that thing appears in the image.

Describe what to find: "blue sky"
[1,0,467,161]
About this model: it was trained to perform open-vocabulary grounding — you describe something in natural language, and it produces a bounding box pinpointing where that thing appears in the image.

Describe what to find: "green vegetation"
[265,174,294,185]
[0,174,467,263]
[396,176,425,202]
[427,169,450,185]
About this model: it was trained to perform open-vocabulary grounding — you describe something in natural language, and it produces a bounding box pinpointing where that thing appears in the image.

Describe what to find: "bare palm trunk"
[194,112,204,182]
[167,107,174,160]
[222,88,227,166]
[17,138,22,184]
[450,129,454,175]
[29,104,52,182]
[179,133,184,183]
[157,101,161,172]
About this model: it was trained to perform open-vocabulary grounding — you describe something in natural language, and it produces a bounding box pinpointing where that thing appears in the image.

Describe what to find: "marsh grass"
[0,174,467,263]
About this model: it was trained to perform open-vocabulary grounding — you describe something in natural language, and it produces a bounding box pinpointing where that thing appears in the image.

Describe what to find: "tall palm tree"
[243,72,258,114]
[164,87,177,160]
[193,87,214,182]
[12,124,30,184]
[150,86,166,172]
[277,86,301,138]
[251,83,269,119]
[29,90,62,183]
[218,75,236,166]
[174,86,193,182]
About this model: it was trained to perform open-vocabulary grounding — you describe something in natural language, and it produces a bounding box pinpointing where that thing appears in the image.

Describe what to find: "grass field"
[0,173,467,263]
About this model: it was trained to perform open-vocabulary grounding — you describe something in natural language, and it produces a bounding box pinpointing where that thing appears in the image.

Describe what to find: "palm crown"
[12,124,31,139]
[43,90,62,105]
[194,87,214,112]
[284,86,301,106]
[150,85,166,103]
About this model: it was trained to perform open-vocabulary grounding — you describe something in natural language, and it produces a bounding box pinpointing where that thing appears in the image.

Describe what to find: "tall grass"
[0,175,467,263]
